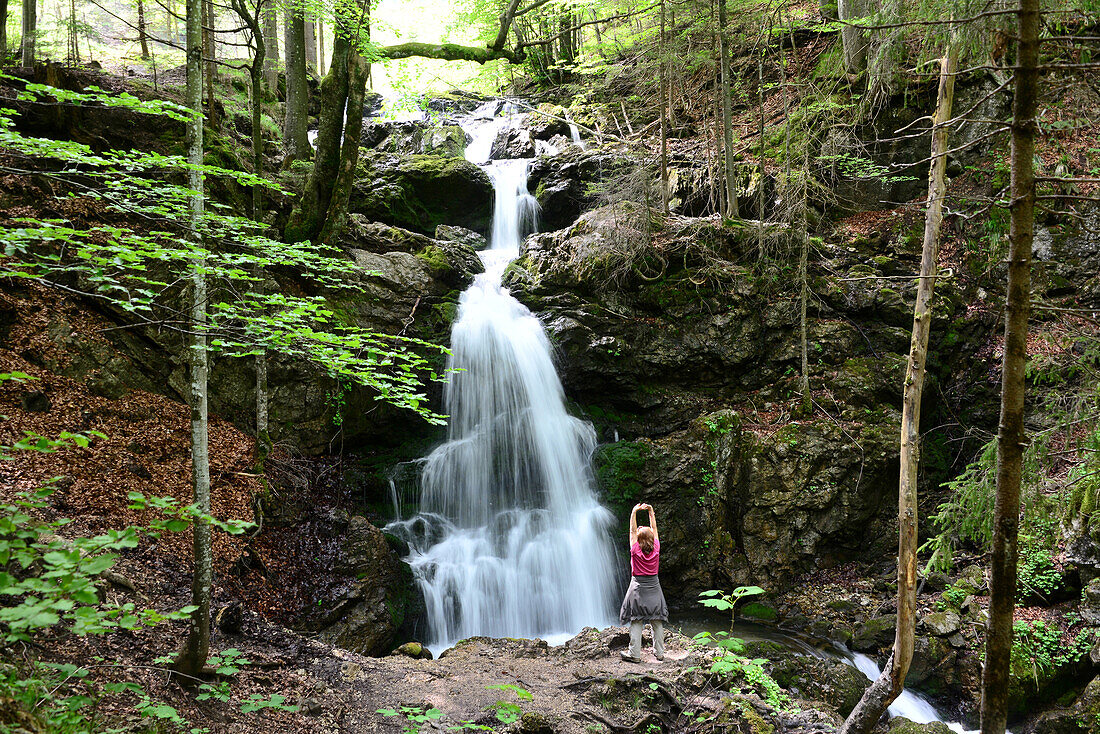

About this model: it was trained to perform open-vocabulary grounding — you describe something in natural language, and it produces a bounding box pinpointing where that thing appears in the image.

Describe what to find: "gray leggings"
[629,620,665,658]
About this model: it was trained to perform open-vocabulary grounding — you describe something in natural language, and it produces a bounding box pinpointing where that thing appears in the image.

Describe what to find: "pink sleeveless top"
[630,540,660,576]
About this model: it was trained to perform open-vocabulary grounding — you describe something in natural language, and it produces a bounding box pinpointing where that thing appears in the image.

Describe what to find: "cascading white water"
[385,103,618,654]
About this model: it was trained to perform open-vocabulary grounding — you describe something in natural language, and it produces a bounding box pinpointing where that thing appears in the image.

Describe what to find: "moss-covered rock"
[350,152,492,236]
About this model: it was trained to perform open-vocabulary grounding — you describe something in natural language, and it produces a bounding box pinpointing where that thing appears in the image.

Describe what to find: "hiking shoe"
[655,653,666,661]
[620,652,641,663]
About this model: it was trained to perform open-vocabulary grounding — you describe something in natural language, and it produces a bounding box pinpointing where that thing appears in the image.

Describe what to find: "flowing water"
[385,103,618,655]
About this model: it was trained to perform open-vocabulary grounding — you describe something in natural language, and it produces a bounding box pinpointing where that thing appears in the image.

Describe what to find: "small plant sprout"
[698,586,766,630]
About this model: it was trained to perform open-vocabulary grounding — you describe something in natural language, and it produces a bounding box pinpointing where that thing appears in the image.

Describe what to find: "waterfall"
[386,103,618,654]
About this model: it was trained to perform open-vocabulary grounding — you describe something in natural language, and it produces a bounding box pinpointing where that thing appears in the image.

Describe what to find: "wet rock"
[490,128,536,159]
[351,152,493,236]
[768,656,868,716]
[313,516,417,656]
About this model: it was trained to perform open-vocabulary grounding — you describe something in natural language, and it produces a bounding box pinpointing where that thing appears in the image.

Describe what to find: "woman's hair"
[637,526,655,553]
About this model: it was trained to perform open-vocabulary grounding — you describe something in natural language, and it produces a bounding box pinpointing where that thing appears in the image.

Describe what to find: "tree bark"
[838,0,869,75]
[318,20,324,74]
[304,15,316,73]
[175,0,211,679]
[379,41,522,64]
[717,0,737,218]
[658,0,669,216]
[318,49,369,244]
[138,0,150,58]
[203,0,215,119]
[21,0,35,66]
[0,0,8,56]
[262,0,278,92]
[283,4,310,163]
[980,2,1039,731]
[840,48,956,734]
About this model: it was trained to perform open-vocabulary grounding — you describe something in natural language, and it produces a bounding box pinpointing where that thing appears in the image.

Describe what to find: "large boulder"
[364,121,469,158]
[490,128,536,159]
[350,152,493,236]
[313,516,419,655]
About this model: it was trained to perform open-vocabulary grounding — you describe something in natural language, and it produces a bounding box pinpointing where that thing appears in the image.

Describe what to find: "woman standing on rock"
[619,503,667,662]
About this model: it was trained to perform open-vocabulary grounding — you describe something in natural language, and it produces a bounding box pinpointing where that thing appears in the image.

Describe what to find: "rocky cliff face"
[502,202,994,598]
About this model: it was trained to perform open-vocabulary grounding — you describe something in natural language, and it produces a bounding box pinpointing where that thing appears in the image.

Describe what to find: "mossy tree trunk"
[262,1,278,92]
[718,0,737,218]
[981,2,1039,731]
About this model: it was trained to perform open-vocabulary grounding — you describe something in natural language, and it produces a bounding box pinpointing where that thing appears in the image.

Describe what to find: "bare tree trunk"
[838,0,869,75]
[718,0,737,218]
[138,0,150,58]
[284,4,310,162]
[203,0,216,124]
[304,15,317,73]
[980,2,1039,731]
[262,0,278,91]
[175,0,211,679]
[658,0,669,216]
[840,48,956,734]
[21,0,35,66]
[0,0,8,56]
[318,20,325,73]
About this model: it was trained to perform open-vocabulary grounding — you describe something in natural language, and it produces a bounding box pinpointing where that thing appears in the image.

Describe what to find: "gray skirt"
[619,574,668,624]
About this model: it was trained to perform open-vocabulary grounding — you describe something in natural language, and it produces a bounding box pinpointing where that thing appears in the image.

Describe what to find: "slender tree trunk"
[175,0,210,679]
[203,0,216,123]
[250,40,265,218]
[658,0,669,216]
[21,0,35,66]
[718,0,737,218]
[980,2,1039,731]
[304,15,317,73]
[757,53,764,239]
[138,0,150,58]
[262,0,278,92]
[838,0,869,75]
[318,20,325,74]
[0,0,8,56]
[284,5,310,162]
[840,49,956,734]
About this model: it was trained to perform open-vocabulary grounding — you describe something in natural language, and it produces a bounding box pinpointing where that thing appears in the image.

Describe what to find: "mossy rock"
[350,152,493,236]
[740,602,778,623]
[594,441,651,512]
[888,717,954,734]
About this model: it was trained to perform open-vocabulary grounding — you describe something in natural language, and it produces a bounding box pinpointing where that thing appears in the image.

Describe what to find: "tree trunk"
[283,5,310,163]
[262,0,278,92]
[175,0,211,679]
[318,49,369,244]
[21,0,35,66]
[838,0,869,75]
[718,0,737,218]
[304,15,317,73]
[285,33,350,242]
[980,2,1039,731]
[138,0,150,58]
[318,20,325,73]
[839,49,956,734]
[658,0,669,216]
[203,0,216,125]
[0,0,8,56]
[250,38,265,218]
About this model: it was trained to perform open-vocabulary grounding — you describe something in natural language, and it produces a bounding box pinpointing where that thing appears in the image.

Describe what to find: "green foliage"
[0,76,447,424]
[690,631,790,710]
[1010,620,1097,687]
[486,683,532,724]
[378,705,447,734]
[595,441,650,511]
[698,586,766,631]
